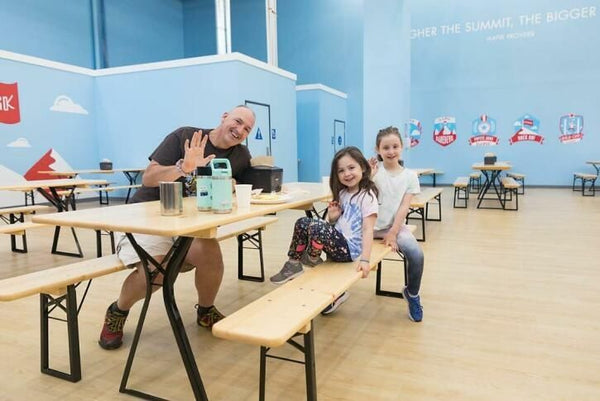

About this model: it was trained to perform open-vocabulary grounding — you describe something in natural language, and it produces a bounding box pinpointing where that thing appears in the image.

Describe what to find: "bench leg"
[453,187,468,208]
[406,207,425,242]
[375,252,407,298]
[260,328,318,401]
[237,230,266,282]
[40,285,82,382]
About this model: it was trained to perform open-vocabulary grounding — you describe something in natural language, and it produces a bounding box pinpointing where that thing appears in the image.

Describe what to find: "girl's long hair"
[329,146,378,202]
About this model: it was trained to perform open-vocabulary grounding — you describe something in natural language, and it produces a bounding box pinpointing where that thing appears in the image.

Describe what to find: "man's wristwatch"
[175,159,193,176]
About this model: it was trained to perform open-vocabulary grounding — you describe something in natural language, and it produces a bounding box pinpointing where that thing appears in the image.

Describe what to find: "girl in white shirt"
[369,126,424,322]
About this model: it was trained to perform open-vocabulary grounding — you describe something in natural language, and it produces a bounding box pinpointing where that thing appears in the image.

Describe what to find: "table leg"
[476,170,504,209]
[119,234,208,401]
[123,171,142,204]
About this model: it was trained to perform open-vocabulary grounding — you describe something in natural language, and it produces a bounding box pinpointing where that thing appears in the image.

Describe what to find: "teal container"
[196,166,212,211]
[210,158,232,213]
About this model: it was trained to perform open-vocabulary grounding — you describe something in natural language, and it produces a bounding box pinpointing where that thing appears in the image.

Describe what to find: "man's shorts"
[116,233,196,272]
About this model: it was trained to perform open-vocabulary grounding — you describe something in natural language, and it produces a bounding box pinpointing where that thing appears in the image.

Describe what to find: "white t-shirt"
[373,166,420,231]
[334,189,379,260]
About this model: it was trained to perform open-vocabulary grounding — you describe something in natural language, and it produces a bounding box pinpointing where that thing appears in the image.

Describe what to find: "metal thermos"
[210,159,232,214]
[159,181,183,216]
[196,166,212,211]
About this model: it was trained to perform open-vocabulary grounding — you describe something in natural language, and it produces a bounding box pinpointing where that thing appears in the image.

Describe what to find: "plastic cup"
[235,184,252,209]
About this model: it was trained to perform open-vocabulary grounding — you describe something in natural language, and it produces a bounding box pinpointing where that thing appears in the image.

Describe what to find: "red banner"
[468,135,499,146]
[433,132,456,147]
[509,131,544,145]
[0,82,20,124]
[559,133,584,144]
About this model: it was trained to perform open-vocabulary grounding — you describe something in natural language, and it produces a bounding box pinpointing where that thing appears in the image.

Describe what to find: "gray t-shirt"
[130,126,251,203]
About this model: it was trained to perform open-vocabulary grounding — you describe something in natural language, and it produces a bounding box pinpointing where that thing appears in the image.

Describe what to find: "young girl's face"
[376,134,403,165]
[336,154,364,192]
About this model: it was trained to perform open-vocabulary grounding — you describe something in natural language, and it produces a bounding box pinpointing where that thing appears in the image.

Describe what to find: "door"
[333,119,346,152]
[244,100,271,156]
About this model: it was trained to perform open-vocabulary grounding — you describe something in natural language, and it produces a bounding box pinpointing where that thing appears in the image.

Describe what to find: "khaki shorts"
[116,233,196,272]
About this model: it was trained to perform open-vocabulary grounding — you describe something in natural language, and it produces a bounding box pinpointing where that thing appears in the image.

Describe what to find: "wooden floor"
[1,188,599,401]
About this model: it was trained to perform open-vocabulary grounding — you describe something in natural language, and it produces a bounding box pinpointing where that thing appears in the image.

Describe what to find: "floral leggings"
[287,216,352,262]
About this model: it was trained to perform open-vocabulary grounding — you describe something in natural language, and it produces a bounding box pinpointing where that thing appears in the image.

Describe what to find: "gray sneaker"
[300,252,323,267]
[270,260,304,284]
[321,291,350,315]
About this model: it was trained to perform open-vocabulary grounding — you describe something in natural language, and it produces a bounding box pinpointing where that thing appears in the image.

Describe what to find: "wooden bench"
[506,172,525,194]
[0,204,51,223]
[0,254,127,382]
[212,241,395,400]
[0,221,49,253]
[60,184,142,206]
[407,188,443,241]
[500,176,521,210]
[0,215,278,383]
[469,172,482,194]
[216,216,279,281]
[572,172,597,196]
[452,177,469,208]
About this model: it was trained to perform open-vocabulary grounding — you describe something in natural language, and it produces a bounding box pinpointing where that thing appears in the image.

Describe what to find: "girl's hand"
[356,259,371,278]
[368,157,378,177]
[383,229,399,252]
[327,201,342,222]
[182,130,216,173]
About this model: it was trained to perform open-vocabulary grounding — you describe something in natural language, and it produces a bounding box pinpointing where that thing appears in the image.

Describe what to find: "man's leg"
[186,238,224,307]
[186,238,226,328]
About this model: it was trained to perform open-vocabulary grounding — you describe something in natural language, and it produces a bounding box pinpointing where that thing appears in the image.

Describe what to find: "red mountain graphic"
[24,149,63,180]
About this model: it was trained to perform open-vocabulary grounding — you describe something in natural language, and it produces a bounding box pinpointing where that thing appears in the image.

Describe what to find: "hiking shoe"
[402,286,423,322]
[321,292,350,315]
[196,305,225,329]
[300,252,323,267]
[99,302,129,350]
[269,260,304,284]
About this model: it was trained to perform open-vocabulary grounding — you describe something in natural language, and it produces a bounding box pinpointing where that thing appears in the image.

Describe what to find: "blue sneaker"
[402,287,423,322]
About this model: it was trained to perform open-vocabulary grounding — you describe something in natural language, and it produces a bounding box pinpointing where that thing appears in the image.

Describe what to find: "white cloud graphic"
[49,95,89,115]
[7,137,31,148]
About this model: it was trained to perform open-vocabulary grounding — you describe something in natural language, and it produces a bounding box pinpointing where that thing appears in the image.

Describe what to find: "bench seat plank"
[0,222,48,235]
[216,216,278,241]
[212,242,392,348]
[0,205,51,215]
[0,255,125,301]
[410,188,443,208]
[501,177,520,189]
[453,177,469,187]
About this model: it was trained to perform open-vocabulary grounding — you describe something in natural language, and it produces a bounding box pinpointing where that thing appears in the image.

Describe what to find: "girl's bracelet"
[359,259,370,264]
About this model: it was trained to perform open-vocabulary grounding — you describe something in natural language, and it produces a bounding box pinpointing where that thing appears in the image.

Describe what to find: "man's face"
[219,107,256,148]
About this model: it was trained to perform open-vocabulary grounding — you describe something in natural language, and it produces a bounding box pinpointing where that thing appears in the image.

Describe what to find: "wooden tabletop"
[32,182,328,237]
[412,168,435,176]
[39,168,145,176]
[0,178,110,191]
[472,162,512,171]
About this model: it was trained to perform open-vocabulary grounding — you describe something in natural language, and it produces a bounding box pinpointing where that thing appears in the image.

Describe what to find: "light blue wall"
[95,59,298,182]
[278,0,364,149]
[104,0,185,67]
[363,0,410,158]
[0,0,93,68]
[0,58,96,176]
[409,0,599,185]
[297,89,347,182]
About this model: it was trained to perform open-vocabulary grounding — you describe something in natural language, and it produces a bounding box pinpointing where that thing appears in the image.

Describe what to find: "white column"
[266,0,278,66]
[215,0,231,54]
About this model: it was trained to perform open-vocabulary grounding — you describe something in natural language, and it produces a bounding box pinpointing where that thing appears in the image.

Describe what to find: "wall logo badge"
[0,82,21,124]
[558,113,583,144]
[409,119,422,147]
[433,116,457,147]
[510,114,544,145]
[469,114,499,146]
